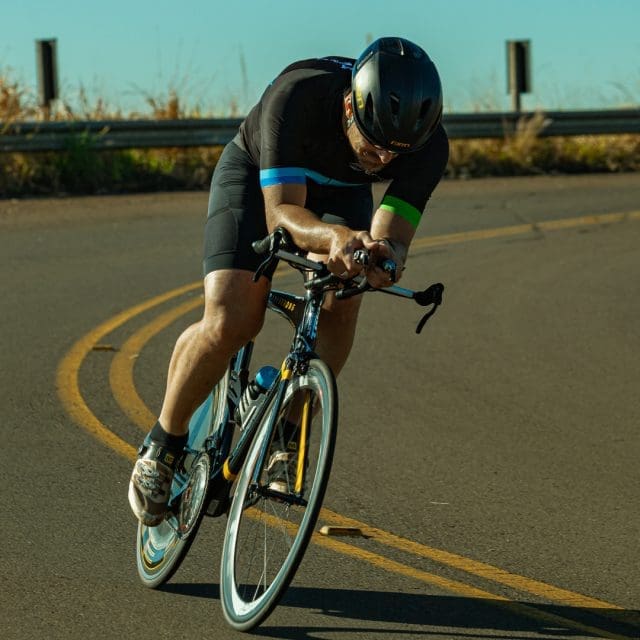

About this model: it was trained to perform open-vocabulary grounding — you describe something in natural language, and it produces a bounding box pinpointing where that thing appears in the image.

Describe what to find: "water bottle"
[236,365,279,427]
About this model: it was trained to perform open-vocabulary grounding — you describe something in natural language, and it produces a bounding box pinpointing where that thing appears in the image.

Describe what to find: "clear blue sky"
[2,0,639,116]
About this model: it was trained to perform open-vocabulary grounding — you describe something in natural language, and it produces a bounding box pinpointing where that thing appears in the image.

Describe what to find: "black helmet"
[351,37,443,153]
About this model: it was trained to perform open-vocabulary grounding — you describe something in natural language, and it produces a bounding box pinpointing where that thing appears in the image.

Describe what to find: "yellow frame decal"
[280,361,293,380]
[223,459,237,481]
[295,391,311,494]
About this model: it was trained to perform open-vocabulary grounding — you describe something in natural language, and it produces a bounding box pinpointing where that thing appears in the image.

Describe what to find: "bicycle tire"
[135,369,230,588]
[220,359,337,630]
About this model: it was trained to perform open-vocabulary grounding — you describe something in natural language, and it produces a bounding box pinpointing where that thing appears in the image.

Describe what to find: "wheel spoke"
[221,361,337,630]
[136,374,229,588]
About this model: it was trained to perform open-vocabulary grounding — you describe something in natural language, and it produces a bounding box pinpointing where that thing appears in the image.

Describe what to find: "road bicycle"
[134,227,444,630]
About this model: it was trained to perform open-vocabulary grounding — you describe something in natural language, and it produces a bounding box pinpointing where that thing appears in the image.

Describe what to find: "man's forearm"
[381,236,409,264]
[370,207,415,263]
[266,203,343,254]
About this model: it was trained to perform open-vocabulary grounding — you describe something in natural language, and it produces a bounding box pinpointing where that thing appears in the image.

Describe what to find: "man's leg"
[305,251,363,376]
[314,291,362,376]
[159,269,270,435]
[129,268,269,525]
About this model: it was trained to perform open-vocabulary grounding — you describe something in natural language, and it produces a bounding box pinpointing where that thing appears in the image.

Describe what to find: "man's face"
[344,95,398,173]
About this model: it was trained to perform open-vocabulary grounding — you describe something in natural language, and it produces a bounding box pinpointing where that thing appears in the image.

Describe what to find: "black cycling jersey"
[234,56,449,228]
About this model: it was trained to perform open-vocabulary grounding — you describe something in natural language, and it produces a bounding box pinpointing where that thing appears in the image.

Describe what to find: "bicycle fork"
[268,363,312,498]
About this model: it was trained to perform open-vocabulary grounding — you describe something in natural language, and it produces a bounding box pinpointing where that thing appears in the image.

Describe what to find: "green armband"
[379,195,422,228]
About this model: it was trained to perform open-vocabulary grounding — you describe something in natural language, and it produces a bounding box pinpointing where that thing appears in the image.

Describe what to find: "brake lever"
[414,283,444,307]
[251,227,293,282]
[252,255,274,283]
[414,283,444,334]
[335,277,371,300]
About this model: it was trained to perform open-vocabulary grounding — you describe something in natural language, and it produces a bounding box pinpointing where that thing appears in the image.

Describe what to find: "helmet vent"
[417,99,432,125]
[382,38,404,55]
[389,93,400,113]
[364,94,375,127]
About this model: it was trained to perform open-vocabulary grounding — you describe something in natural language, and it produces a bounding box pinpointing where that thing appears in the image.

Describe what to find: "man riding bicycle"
[129,36,449,526]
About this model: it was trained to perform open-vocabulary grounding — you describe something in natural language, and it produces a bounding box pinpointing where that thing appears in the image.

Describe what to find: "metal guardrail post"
[506,40,531,113]
[35,39,59,120]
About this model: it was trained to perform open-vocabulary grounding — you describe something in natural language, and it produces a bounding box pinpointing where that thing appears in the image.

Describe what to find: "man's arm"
[262,183,377,278]
[364,207,416,287]
[366,124,449,286]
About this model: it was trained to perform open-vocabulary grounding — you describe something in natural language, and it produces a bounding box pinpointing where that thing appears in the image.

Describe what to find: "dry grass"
[448,112,640,177]
[1,146,224,197]
[0,72,38,124]
[0,70,226,196]
[1,70,639,197]
[448,134,640,178]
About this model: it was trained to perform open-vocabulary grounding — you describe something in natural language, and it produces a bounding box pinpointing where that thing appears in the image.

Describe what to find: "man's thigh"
[203,142,269,277]
[202,269,270,344]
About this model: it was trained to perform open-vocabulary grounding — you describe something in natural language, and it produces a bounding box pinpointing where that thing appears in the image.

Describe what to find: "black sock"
[149,421,188,452]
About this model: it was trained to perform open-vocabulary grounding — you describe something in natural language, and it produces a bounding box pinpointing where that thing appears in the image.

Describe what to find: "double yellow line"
[56,212,639,639]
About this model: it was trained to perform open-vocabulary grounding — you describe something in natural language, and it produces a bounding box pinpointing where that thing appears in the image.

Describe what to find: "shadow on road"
[161,583,639,639]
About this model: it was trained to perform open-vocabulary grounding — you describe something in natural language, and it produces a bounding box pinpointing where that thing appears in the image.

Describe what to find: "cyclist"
[129,36,449,526]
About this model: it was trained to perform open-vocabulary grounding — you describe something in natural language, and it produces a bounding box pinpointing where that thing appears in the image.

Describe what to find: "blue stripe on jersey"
[259,167,306,187]
[304,169,365,187]
[260,167,365,188]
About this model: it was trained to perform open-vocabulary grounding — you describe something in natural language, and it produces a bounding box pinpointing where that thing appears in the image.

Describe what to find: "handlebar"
[252,228,444,334]
[353,249,398,283]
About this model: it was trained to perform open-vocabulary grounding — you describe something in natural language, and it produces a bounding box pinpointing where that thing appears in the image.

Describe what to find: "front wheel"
[220,359,338,631]
[135,369,229,588]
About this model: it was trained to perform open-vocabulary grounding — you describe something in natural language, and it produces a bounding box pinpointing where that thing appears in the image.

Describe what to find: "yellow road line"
[110,297,203,430]
[311,534,632,640]
[57,337,137,461]
[410,210,640,251]
[56,212,640,639]
[319,510,622,611]
[56,282,201,461]
[109,294,630,628]
[108,265,290,430]
[244,511,632,640]
[246,509,510,600]
[107,207,640,442]
[101,268,631,632]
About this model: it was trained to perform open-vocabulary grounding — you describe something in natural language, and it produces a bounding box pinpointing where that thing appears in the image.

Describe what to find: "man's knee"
[321,292,362,323]
[200,305,265,354]
[199,269,270,353]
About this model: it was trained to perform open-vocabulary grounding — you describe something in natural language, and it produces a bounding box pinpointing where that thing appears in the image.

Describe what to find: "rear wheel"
[220,359,337,630]
[135,370,229,588]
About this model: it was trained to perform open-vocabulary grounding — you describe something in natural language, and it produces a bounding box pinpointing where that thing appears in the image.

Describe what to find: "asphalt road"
[1,173,639,640]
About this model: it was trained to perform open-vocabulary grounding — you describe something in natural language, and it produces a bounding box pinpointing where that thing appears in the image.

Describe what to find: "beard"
[349,148,387,175]
[350,161,384,177]
[345,121,392,176]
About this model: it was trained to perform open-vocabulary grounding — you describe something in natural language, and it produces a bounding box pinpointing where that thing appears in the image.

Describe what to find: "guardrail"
[1,109,639,152]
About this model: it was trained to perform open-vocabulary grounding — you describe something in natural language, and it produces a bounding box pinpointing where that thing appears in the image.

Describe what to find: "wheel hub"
[177,454,210,536]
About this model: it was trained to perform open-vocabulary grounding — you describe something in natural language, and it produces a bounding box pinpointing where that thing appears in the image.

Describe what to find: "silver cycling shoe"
[128,443,178,527]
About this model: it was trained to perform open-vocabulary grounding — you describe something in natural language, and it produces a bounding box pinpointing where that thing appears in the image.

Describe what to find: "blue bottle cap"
[255,365,279,390]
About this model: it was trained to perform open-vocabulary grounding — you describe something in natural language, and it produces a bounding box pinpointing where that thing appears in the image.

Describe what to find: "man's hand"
[365,238,406,288]
[327,228,379,279]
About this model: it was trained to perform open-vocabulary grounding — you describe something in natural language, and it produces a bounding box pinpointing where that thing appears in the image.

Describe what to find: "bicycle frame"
[171,236,443,521]
[181,265,327,518]
[136,229,444,611]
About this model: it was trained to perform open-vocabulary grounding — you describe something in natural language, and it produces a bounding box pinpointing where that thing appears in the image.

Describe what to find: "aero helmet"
[351,37,443,152]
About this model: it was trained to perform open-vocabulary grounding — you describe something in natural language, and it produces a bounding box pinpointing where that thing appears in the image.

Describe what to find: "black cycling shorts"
[203,141,373,277]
